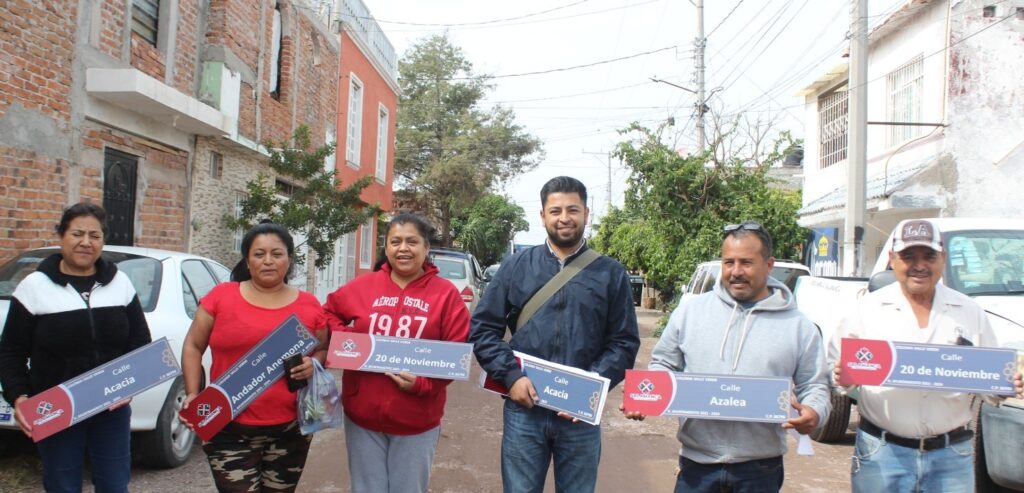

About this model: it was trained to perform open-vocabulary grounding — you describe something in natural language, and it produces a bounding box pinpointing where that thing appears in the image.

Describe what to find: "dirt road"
[1,308,854,492]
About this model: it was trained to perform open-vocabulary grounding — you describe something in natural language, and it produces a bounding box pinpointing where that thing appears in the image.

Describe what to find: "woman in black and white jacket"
[0,202,151,493]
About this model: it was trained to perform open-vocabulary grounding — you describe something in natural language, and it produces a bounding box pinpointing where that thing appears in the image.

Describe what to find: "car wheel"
[811,392,851,443]
[134,376,196,468]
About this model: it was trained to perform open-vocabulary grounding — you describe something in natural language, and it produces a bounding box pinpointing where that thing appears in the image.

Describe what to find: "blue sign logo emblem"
[197,403,211,417]
[342,340,356,352]
[36,401,53,416]
[638,379,655,395]
[856,348,874,363]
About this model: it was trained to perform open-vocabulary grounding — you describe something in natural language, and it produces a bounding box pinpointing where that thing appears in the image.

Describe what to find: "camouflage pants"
[202,420,312,493]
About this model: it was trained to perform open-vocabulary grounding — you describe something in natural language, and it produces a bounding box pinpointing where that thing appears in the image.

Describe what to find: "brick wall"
[130,32,166,80]
[0,1,78,261]
[0,1,75,121]
[172,0,200,93]
[81,124,189,252]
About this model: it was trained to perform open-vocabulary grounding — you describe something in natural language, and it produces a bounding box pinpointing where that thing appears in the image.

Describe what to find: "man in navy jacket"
[470,176,639,493]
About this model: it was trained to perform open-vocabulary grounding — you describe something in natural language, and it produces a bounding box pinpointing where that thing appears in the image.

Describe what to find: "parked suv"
[0,246,228,468]
[428,248,485,312]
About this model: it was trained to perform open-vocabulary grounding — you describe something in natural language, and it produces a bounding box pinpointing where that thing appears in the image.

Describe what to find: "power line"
[342,0,661,33]
[446,45,678,80]
[706,0,746,38]
[371,0,591,26]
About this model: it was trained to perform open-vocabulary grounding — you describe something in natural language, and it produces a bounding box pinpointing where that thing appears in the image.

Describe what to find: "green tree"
[453,194,529,266]
[592,123,805,302]
[224,125,377,269]
[395,34,543,246]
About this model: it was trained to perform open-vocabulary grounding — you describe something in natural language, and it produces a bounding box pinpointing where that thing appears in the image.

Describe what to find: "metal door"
[103,149,138,246]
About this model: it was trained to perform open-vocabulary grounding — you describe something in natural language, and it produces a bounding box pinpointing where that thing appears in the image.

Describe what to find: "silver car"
[428,248,485,313]
[0,246,227,468]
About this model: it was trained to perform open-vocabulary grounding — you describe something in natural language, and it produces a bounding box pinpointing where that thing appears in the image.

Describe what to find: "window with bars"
[347,75,364,168]
[375,105,389,182]
[886,55,924,147]
[818,86,848,168]
[131,0,160,45]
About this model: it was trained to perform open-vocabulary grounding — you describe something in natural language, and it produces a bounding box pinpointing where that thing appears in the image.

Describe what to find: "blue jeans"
[501,400,601,493]
[851,427,974,493]
[674,455,784,493]
[36,405,132,493]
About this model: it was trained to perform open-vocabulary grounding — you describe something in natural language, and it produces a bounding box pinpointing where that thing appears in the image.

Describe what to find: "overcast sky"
[360,0,905,247]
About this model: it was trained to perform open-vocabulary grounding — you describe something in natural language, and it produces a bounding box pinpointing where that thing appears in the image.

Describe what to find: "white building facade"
[797,0,1024,271]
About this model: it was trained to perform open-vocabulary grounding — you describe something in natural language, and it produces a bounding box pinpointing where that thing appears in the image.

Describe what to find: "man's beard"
[547,224,584,248]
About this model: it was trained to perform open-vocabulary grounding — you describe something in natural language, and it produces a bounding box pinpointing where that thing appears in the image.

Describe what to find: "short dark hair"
[376,213,433,272]
[386,213,432,247]
[56,202,108,237]
[723,221,774,259]
[231,221,296,282]
[540,176,587,207]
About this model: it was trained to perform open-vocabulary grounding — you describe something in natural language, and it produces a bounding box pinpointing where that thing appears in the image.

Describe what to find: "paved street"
[2,307,854,492]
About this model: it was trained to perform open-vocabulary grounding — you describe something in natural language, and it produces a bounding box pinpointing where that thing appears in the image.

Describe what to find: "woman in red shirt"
[324,213,469,493]
[181,222,326,493]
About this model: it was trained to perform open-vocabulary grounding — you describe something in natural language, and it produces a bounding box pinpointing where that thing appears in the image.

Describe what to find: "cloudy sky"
[358,0,906,245]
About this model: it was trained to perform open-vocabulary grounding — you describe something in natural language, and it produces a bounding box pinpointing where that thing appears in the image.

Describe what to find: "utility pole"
[695,0,706,152]
[582,150,612,211]
[844,0,868,276]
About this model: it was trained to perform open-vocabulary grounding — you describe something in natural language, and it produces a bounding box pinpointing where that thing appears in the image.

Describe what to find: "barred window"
[886,55,924,147]
[131,0,160,45]
[818,86,848,169]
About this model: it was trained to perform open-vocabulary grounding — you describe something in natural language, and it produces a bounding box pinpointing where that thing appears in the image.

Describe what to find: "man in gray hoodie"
[625,221,830,492]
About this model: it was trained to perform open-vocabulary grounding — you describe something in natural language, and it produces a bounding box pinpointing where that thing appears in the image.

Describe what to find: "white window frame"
[233,192,247,252]
[359,217,374,269]
[269,7,283,97]
[375,104,389,183]
[346,74,364,168]
[324,126,336,177]
[885,55,924,147]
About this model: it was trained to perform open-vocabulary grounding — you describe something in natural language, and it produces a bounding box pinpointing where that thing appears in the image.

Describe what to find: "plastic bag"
[296,358,343,435]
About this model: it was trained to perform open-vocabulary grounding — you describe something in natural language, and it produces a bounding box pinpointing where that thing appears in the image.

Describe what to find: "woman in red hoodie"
[324,213,469,493]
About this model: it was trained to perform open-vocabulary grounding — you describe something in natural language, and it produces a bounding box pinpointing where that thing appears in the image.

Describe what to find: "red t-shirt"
[201,282,325,426]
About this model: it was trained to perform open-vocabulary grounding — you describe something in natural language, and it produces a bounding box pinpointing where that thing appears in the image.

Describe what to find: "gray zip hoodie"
[649,276,830,464]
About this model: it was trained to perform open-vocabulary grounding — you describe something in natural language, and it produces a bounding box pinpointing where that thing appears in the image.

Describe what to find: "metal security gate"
[103,149,138,246]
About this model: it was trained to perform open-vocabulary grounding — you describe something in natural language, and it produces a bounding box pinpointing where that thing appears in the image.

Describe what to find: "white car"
[0,246,227,467]
[679,259,811,305]
[428,248,485,313]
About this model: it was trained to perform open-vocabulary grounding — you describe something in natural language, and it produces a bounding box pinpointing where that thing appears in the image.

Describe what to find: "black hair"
[540,176,588,207]
[378,213,433,271]
[56,202,108,237]
[723,221,774,260]
[230,221,296,282]
[386,213,433,247]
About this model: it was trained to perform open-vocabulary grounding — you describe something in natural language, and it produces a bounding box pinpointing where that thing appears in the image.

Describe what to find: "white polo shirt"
[828,282,998,438]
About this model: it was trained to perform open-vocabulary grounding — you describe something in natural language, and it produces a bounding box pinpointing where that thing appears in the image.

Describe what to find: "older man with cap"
[829,219,1024,493]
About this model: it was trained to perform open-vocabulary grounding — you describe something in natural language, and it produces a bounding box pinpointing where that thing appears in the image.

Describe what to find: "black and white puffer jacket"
[0,253,151,403]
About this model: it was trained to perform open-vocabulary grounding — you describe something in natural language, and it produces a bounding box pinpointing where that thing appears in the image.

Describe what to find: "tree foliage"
[395,34,543,246]
[591,123,805,301]
[224,125,377,269]
[452,194,529,266]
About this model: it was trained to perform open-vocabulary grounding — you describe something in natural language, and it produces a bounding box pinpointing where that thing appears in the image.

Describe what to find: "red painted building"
[312,0,397,296]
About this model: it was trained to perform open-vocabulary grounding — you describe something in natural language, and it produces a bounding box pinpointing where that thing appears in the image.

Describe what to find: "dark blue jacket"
[470,243,639,390]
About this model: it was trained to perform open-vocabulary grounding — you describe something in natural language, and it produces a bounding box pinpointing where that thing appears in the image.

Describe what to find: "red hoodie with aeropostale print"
[323,262,470,435]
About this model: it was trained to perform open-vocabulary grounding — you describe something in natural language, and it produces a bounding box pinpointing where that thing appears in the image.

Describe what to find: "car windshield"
[433,257,467,280]
[0,250,162,311]
[944,230,1024,296]
[770,265,809,291]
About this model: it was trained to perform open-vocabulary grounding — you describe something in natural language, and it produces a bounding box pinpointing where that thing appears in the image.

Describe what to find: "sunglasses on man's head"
[723,222,763,233]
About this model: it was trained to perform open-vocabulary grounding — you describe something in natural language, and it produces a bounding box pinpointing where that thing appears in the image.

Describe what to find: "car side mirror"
[868,270,897,292]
